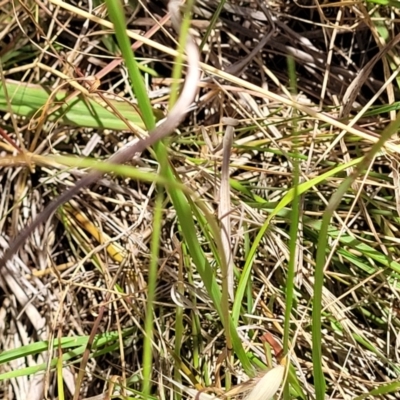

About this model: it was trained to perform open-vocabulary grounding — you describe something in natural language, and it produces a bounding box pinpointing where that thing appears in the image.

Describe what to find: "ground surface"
[1,1,400,399]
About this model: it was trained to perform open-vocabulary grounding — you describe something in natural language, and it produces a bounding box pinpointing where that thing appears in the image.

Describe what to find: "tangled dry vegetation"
[1,0,400,399]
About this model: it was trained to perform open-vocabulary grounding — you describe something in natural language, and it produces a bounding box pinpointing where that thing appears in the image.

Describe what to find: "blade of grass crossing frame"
[283,55,299,400]
[354,381,400,400]
[104,0,155,130]
[313,110,400,399]
[199,0,227,50]
[56,344,65,400]
[243,224,254,316]
[142,188,163,397]
[174,235,185,400]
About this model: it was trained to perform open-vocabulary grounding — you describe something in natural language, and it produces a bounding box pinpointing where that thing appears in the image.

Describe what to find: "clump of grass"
[1,1,400,400]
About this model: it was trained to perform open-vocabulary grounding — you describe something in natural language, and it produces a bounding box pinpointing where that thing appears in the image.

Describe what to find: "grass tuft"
[1,1,400,399]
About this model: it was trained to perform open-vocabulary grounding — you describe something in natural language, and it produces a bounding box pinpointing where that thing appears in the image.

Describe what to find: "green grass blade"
[104,0,155,130]
[0,80,163,130]
[50,154,189,191]
[305,219,400,274]
[0,337,86,363]
[283,55,299,400]
[354,381,400,400]
[56,344,65,400]
[174,239,185,400]
[142,188,164,397]
[199,0,227,50]
[0,328,135,379]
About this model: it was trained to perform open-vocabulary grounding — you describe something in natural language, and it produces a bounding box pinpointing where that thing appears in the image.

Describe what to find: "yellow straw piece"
[64,203,126,263]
